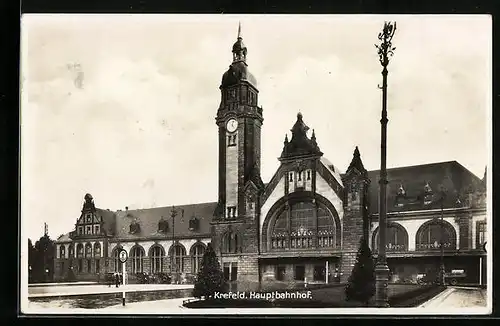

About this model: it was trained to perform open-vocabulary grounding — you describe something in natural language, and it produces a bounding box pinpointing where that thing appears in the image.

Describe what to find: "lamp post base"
[439,264,446,286]
[375,261,390,307]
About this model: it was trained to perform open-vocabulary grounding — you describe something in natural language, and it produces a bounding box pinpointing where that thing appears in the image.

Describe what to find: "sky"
[20,14,491,242]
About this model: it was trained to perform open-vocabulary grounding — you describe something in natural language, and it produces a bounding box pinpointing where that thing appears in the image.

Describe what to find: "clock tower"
[212,24,264,282]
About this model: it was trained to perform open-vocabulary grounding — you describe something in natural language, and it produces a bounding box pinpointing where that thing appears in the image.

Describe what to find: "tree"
[28,239,36,283]
[345,237,376,305]
[193,243,227,300]
[32,234,55,282]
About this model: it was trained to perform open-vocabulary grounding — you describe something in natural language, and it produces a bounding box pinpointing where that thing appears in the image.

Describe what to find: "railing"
[416,242,454,250]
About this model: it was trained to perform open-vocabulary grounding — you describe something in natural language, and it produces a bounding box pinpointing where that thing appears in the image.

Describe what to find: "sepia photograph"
[20,14,492,315]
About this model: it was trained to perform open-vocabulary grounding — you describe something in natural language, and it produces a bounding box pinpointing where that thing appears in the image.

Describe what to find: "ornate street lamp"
[374,21,397,308]
[170,205,179,283]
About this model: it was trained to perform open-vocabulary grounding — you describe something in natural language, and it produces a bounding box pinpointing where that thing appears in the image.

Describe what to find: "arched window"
[94,243,101,258]
[372,223,408,252]
[169,244,186,273]
[84,243,92,273]
[272,213,287,249]
[76,244,84,258]
[85,243,92,258]
[416,220,457,251]
[68,244,74,258]
[59,245,66,259]
[150,245,165,274]
[190,243,206,274]
[317,207,335,248]
[113,247,122,273]
[222,232,239,253]
[270,201,337,250]
[131,246,145,274]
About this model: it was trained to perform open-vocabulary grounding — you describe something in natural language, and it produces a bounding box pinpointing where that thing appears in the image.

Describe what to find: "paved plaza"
[28,283,194,298]
[419,286,487,309]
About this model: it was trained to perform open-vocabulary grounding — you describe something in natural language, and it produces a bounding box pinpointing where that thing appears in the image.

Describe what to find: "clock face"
[226,119,238,133]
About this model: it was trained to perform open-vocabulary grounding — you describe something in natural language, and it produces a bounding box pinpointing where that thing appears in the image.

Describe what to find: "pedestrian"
[115,273,120,288]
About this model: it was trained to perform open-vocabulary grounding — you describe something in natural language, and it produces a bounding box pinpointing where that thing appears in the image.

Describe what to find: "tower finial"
[238,21,242,39]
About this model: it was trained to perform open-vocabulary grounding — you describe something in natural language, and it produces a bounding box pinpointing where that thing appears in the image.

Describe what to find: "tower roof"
[280,112,322,160]
[220,23,257,88]
[342,146,368,181]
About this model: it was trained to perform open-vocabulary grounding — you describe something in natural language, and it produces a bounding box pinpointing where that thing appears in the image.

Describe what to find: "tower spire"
[238,21,242,39]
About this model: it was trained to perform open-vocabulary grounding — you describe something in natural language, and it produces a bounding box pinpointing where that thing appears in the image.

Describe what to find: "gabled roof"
[113,202,217,240]
[363,161,484,215]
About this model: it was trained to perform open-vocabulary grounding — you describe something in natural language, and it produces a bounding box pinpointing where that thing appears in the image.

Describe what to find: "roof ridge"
[115,201,218,212]
[366,160,458,173]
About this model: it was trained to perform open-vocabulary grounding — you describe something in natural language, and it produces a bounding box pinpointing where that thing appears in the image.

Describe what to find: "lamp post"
[170,205,178,283]
[374,21,397,308]
[439,189,446,285]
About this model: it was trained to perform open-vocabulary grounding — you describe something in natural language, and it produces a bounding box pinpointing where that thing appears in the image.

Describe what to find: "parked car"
[445,269,467,285]
[417,270,439,285]
[104,272,123,285]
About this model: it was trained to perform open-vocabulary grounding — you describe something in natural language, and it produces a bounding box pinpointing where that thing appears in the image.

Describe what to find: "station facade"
[53,29,488,286]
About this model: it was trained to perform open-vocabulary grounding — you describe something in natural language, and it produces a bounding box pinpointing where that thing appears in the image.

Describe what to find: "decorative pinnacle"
[238,21,242,39]
[284,134,289,143]
[311,129,316,140]
[354,146,360,157]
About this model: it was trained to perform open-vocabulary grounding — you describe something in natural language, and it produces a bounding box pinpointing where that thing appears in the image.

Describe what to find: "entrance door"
[223,262,230,281]
[313,265,326,282]
[231,263,238,281]
[294,265,305,281]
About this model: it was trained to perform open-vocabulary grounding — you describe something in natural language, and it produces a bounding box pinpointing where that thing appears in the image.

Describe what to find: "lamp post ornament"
[439,188,446,285]
[374,21,396,308]
[171,205,184,283]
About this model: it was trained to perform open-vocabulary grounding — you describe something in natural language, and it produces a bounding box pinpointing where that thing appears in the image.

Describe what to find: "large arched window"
[68,244,74,258]
[112,247,122,273]
[59,245,66,259]
[372,223,409,252]
[150,245,165,274]
[190,243,206,274]
[169,244,186,273]
[221,232,239,253]
[416,220,457,251]
[130,246,145,274]
[270,201,337,250]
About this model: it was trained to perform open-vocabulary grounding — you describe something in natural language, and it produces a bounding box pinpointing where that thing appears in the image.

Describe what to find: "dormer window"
[158,218,169,233]
[86,214,92,223]
[423,182,433,205]
[129,221,141,234]
[78,226,83,235]
[189,217,199,231]
[395,184,406,207]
